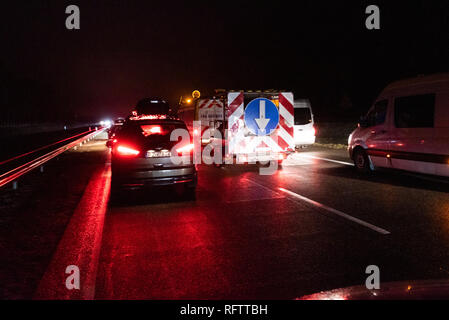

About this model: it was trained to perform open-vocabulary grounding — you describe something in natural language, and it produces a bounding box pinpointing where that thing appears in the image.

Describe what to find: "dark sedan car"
[110,116,197,196]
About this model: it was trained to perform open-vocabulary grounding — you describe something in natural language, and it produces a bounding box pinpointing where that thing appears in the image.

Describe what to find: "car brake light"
[312,126,316,136]
[176,143,194,155]
[117,145,140,156]
[130,114,167,120]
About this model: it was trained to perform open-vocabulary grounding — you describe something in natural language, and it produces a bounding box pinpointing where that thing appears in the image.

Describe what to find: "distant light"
[186,99,192,104]
[192,90,201,99]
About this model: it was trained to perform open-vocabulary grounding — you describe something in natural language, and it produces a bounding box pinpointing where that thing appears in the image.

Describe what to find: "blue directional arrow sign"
[244,98,279,136]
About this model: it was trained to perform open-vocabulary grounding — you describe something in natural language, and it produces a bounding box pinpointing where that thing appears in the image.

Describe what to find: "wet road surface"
[93,145,449,299]
[2,135,449,299]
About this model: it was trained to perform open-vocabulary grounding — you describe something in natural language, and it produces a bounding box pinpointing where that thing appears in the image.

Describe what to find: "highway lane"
[3,135,448,299]
[93,146,449,299]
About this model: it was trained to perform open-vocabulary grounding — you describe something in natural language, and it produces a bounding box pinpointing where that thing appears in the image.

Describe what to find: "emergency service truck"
[177,90,295,164]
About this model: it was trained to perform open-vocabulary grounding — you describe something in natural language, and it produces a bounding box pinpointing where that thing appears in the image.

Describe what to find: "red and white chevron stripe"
[277,92,295,150]
[226,92,245,154]
[197,99,225,139]
[198,99,224,110]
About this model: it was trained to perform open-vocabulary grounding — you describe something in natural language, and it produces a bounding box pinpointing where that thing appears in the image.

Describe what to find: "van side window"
[394,94,435,128]
[366,100,388,127]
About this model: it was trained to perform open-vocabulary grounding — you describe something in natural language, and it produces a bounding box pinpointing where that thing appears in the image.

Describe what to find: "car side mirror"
[358,116,369,128]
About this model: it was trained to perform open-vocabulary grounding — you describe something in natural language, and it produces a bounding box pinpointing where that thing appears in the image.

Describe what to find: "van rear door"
[293,106,315,146]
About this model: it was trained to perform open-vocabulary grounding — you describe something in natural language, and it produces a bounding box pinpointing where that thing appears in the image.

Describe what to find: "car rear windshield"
[294,108,312,125]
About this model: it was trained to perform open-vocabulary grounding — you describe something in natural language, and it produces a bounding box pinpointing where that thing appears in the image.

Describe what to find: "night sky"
[1,0,448,122]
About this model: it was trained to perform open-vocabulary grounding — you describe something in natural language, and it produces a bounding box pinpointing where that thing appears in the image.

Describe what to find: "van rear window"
[394,94,435,128]
[294,108,312,125]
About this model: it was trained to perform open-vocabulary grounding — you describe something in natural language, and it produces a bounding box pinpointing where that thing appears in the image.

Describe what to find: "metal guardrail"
[0,128,105,188]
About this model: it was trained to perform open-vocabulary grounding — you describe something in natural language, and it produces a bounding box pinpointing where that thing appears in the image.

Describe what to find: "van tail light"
[116,145,140,156]
[176,143,194,156]
[312,126,316,136]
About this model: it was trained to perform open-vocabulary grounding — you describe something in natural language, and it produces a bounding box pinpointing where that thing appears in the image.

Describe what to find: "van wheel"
[353,149,371,173]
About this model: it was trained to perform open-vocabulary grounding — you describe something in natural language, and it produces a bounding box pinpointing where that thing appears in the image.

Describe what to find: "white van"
[294,99,316,148]
[348,73,449,177]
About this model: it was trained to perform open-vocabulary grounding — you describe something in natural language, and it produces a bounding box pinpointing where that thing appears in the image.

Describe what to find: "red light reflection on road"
[98,202,232,299]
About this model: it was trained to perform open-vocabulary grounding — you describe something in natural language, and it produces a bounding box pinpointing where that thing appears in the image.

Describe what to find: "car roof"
[382,73,449,93]
[294,99,311,108]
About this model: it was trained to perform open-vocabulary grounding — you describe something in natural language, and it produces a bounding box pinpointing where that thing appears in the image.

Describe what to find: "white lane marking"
[294,153,354,166]
[244,178,284,195]
[282,157,314,166]
[278,187,391,235]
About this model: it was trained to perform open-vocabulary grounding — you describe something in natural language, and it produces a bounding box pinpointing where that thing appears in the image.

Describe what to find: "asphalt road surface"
[3,134,449,299]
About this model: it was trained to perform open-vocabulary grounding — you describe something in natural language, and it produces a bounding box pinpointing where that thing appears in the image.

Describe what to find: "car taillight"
[312,126,316,136]
[116,145,140,156]
[176,143,194,155]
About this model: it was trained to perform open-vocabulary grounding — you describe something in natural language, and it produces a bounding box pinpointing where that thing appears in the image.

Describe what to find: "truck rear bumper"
[233,153,286,163]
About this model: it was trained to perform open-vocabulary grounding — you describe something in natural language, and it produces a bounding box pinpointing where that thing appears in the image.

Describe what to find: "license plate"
[146,149,171,158]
